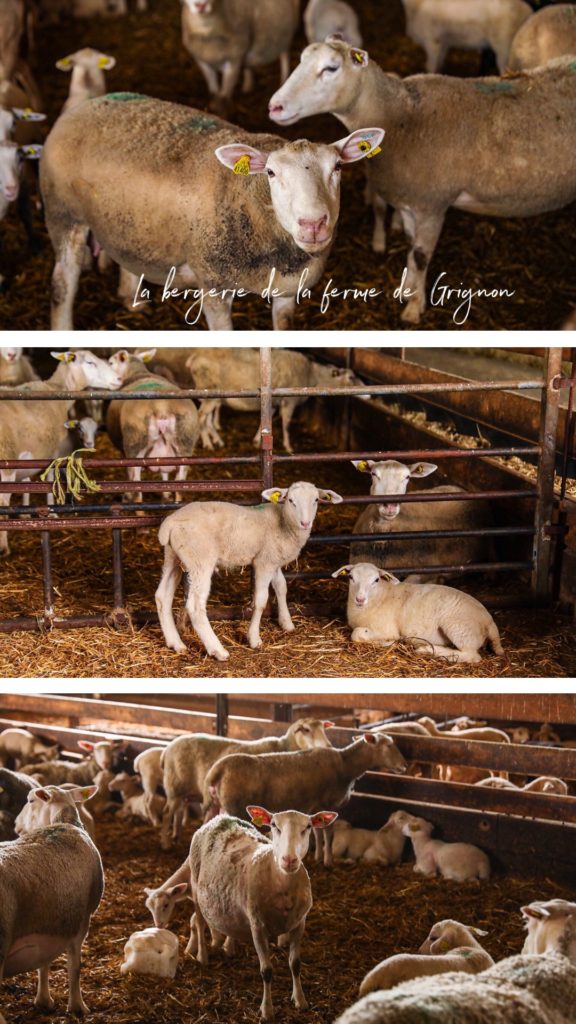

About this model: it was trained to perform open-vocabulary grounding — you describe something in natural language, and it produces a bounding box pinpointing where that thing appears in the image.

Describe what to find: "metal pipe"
[260,346,274,491]
[308,526,536,544]
[285,560,534,579]
[111,530,129,627]
[533,348,564,599]
[216,695,229,737]
[40,531,54,623]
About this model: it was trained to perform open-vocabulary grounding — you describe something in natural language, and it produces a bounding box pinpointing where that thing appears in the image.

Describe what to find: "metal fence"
[0,346,572,633]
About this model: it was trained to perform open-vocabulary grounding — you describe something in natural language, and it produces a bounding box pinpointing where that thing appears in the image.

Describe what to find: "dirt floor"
[1,406,574,680]
[3,815,575,1024]
[1,0,575,331]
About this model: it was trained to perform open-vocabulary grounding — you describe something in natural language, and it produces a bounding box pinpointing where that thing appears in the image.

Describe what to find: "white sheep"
[402,815,491,881]
[400,0,532,73]
[523,776,568,795]
[522,899,576,962]
[332,562,503,665]
[56,48,116,115]
[359,919,494,994]
[21,739,116,785]
[144,858,191,928]
[156,480,342,661]
[133,747,165,826]
[332,809,415,864]
[335,952,576,1024]
[120,928,179,979]
[189,807,338,1020]
[0,347,38,385]
[14,783,97,841]
[0,727,59,768]
[508,4,576,70]
[304,0,362,46]
[417,717,511,744]
[108,771,165,824]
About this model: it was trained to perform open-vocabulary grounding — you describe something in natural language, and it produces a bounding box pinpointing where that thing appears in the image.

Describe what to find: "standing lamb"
[155,480,342,661]
[349,459,491,580]
[507,5,576,70]
[304,0,362,46]
[522,899,576,962]
[189,807,338,1019]
[56,48,116,115]
[133,747,165,827]
[402,815,491,880]
[400,0,532,73]
[39,94,383,330]
[268,40,576,323]
[203,733,406,865]
[0,347,38,385]
[332,562,503,664]
[0,784,103,1018]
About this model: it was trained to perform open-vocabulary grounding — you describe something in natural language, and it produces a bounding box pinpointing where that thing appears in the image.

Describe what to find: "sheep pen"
[3,813,575,1024]
[1,0,575,330]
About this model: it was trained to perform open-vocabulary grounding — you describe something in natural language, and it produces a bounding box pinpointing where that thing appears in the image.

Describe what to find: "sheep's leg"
[372,190,388,253]
[194,906,209,966]
[242,66,255,93]
[279,399,299,453]
[272,294,296,330]
[155,546,186,652]
[271,567,294,633]
[279,50,290,84]
[414,641,482,665]
[247,565,274,650]
[314,827,324,862]
[398,207,445,325]
[126,465,143,505]
[322,823,334,868]
[0,471,15,556]
[185,567,229,661]
[66,928,88,1014]
[196,59,220,97]
[174,464,188,503]
[185,912,198,957]
[351,627,395,646]
[251,921,274,1021]
[160,796,181,849]
[202,294,233,331]
[424,39,446,72]
[198,400,224,448]
[50,224,89,331]
[219,59,243,101]
[288,920,307,1009]
[35,965,54,1010]
[117,268,142,311]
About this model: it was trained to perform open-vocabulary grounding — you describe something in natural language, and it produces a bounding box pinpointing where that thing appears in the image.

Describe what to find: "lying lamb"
[332,562,503,664]
[403,815,491,881]
[121,928,179,979]
[332,809,415,864]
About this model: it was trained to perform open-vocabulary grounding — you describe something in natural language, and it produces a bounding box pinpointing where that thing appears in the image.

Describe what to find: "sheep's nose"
[269,102,284,116]
[355,595,367,606]
[281,855,299,872]
[300,520,311,530]
[4,185,18,202]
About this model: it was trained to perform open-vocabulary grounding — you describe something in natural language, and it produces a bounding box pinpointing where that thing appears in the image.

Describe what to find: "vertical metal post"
[111,529,129,627]
[273,702,293,723]
[532,347,564,600]
[40,531,55,624]
[259,346,274,491]
[552,348,576,604]
[216,694,229,736]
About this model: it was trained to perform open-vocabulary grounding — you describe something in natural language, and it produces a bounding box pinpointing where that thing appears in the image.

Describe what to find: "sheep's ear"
[323,721,335,729]
[334,128,384,163]
[318,488,343,504]
[349,47,369,68]
[363,733,377,745]
[351,459,373,473]
[310,811,338,828]
[247,805,273,827]
[143,887,154,896]
[56,56,74,71]
[78,740,94,752]
[378,570,400,585]
[51,351,76,363]
[32,788,51,802]
[332,564,352,578]
[167,883,189,899]
[137,348,156,363]
[215,144,269,175]
[98,54,116,70]
[12,107,46,122]
[114,350,130,363]
[409,462,437,478]
[70,785,98,803]
[468,926,489,936]
[521,904,549,920]
[261,487,287,504]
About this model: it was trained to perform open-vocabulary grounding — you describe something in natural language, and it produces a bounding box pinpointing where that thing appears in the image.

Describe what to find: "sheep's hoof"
[400,301,424,325]
[169,643,188,654]
[371,237,386,254]
[210,648,229,662]
[34,995,55,1011]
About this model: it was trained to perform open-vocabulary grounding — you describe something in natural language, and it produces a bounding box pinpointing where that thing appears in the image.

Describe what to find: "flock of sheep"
[1,345,508,666]
[0,715,574,1023]
[2,0,576,327]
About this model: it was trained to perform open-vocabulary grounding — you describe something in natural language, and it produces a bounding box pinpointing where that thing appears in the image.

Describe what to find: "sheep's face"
[333,562,399,608]
[290,718,334,750]
[0,347,22,362]
[183,0,214,13]
[269,41,369,126]
[351,459,438,520]
[51,350,123,391]
[261,480,342,532]
[247,807,338,874]
[144,883,189,927]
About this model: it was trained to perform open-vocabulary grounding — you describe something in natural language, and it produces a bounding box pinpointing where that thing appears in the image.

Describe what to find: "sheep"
[0,347,38,385]
[0,727,59,769]
[0,349,122,556]
[348,459,492,582]
[108,771,165,824]
[56,48,116,115]
[475,775,568,794]
[15,783,97,841]
[402,815,491,881]
[359,920,494,994]
[507,4,576,71]
[370,722,431,736]
[120,928,179,979]
[87,769,116,817]
[268,41,576,324]
[522,899,576,962]
[133,747,165,827]
[304,0,362,46]
[334,952,576,1024]
[144,859,191,928]
[202,733,407,866]
[332,563,503,665]
[39,94,383,330]
[21,739,116,785]
[400,0,532,74]
[160,717,335,848]
[0,0,25,83]
[0,783,103,1017]
[155,480,343,662]
[0,138,42,286]
[189,807,338,1019]
[181,0,299,114]
[332,809,415,864]
[0,765,34,815]
[417,717,511,744]
[105,349,199,503]
[186,347,369,453]
[474,776,518,789]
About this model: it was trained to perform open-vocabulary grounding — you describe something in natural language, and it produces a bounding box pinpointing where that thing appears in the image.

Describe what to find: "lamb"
[203,733,407,866]
[56,48,116,115]
[189,807,338,1019]
[155,480,343,661]
[0,727,59,769]
[349,459,491,581]
[475,775,568,794]
[15,783,97,841]
[181,0,299,113]
[133,747,165,827]
[108,771,165,824]
[120,928,179,979]
[417,717,511,744]
[268,40,576,324]
[402,815,491,881]
[0,347,38,385]
[400,0,532,73]
[186,347,368,453]
[304,0,362,46]
[359,919,494,994]
[522,899,576,962]
[160,717,334,848]
[0,783,103,1018]
[21,739,116,785]
[0,137,42,287]
[144,859,191,927]
[507,5,576,71]
[332,809,415,864]
[335,952,576,1024]
[106,349,199,503]
[0,349,122,556]
[332,563,503,665]
[39,94,383,330]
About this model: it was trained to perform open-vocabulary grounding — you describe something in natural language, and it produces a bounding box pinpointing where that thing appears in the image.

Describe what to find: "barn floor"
[1,0,575,330]
[1,408,574,679]
[3,816,575,1024]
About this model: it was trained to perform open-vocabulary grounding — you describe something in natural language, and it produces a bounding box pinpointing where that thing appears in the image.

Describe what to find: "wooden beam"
[391,734,576,779]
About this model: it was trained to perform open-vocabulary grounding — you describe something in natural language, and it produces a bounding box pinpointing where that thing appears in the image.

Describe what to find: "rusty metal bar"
[285,561,533,579]
[533,348,564,599]
[0,479,263,494]
[216,695,229,737]
[259,346,274,491]
[40,530,54,623]
[309,526,536,544]
[111,530,129,628]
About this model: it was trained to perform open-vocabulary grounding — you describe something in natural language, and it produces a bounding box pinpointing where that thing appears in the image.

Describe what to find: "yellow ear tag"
[269,490,281,503]
[142,353,153,363]
[98,56,111,68]
[358,139,381,159]
[338,568,349,576]
[233,154,251,175]
[366,145,381,159]
[352,50,364,64]
[57,57,71,68]
[356,460,368,472]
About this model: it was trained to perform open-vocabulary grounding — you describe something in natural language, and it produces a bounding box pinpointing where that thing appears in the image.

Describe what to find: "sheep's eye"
[288,498,295,505]
[334,160,342,172]
[267,168,275,178]
[271,822,279,830]
[322,65,339,75]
